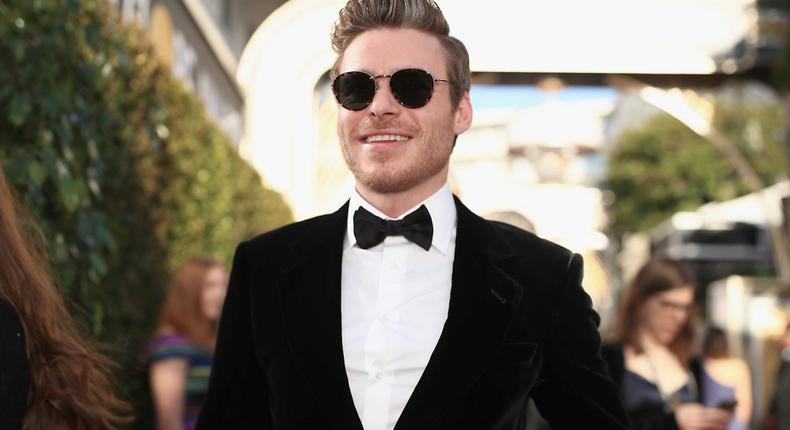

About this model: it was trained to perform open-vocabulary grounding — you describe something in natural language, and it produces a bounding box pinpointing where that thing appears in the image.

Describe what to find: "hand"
[675,403,732,430]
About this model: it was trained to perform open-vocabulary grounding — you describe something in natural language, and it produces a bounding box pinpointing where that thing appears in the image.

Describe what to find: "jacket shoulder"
[488,220,575,267]
[241,212,337,255]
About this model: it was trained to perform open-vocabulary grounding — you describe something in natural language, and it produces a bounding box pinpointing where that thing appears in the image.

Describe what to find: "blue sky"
[470,85,618,110]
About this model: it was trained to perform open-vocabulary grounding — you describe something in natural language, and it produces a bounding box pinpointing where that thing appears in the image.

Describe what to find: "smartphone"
[715,399,737,412]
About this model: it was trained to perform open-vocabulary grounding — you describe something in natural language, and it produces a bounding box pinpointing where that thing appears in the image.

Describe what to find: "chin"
[660,332,679,345]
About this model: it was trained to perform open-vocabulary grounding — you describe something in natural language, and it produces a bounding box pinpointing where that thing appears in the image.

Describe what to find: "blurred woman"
[0,169,129,429]
[602,257,732,430]
[701,326,751,430]
[762,322,790,430]
[148,257,228,430]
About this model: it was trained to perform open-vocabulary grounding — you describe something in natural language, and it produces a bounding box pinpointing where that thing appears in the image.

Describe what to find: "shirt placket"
[361,237,408,430]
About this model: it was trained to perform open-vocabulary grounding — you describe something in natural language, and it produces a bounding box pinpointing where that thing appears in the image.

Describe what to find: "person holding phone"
[764,323,790,430]
[701,326,751,430]
[602,257,734,430]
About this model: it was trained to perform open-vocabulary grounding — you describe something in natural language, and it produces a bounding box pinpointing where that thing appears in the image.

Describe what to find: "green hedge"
[0,0,292,425]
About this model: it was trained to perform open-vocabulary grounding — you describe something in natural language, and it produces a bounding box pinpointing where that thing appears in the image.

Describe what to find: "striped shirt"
[148,333,213,430]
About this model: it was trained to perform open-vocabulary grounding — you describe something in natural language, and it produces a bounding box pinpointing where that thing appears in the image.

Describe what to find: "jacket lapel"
[395,197,525,430]
[276,202,364,430]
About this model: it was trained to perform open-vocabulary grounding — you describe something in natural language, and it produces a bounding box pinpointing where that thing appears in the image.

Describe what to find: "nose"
[367,76,400,118]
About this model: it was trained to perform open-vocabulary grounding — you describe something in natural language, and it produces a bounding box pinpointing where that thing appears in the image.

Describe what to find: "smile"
[364,134,410,143]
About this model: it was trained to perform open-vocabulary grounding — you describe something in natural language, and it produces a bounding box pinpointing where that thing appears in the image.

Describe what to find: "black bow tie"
[353,205,433,251]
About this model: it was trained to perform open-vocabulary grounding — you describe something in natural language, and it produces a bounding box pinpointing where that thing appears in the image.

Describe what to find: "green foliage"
[605,94,787,236]
[0,0,292,423]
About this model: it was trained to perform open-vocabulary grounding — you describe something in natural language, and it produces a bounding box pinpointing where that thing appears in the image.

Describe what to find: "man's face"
[336,28,472,194]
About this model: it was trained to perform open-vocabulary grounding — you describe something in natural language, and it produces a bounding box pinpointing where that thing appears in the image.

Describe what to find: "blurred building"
[453,91,616,315]
[651,181,790,284]
[107,0,287,145]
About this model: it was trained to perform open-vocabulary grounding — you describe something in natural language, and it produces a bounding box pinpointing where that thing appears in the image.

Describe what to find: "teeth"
[365,134,409,143]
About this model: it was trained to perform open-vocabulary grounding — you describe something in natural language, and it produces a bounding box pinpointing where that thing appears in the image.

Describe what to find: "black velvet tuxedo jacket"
[196,197,628,430]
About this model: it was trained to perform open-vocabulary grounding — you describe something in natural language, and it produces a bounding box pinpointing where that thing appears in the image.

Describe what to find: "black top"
[0,299,28,429]
[602,342,704,430]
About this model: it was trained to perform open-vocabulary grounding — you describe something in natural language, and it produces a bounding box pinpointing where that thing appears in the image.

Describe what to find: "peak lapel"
[277,202,364,430]
[395,198,524,430]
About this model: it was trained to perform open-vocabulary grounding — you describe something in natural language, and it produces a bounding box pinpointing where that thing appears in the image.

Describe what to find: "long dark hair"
[0,169,130,429]
[613,256,697,364]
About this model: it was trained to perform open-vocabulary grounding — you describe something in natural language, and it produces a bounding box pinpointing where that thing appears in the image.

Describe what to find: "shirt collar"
[344,183,457,254]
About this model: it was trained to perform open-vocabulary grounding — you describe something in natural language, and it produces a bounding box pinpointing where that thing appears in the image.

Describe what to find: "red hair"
[155,257,225,350]
[0,169,130,429]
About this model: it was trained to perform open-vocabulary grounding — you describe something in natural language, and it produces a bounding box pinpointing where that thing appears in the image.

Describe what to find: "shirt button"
[375,372,384,382]
[378,313,390,322]
[388,260,400,271]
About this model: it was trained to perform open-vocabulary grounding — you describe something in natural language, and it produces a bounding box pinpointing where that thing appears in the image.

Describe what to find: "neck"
[356,170,448,218]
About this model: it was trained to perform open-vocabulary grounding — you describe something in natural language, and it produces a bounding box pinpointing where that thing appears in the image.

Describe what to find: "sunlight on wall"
[237,0,345,219]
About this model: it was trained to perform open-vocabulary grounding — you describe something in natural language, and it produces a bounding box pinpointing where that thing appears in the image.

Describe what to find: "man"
[196,1,628,429]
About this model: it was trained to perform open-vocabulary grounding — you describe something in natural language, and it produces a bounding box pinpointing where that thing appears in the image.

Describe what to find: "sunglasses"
[331,68,452,111]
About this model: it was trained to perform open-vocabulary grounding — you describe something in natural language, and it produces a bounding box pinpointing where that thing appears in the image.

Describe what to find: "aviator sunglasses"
[331,68,452,111]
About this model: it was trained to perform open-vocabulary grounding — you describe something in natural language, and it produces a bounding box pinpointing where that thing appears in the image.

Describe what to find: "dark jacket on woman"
[602,342,705,430]
[0,299,28,429]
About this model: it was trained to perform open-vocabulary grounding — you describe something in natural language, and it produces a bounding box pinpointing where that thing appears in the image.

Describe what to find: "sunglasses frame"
[331,68,452,111]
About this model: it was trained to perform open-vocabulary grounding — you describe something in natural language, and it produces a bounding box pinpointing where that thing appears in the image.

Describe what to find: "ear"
[453,92,473,135]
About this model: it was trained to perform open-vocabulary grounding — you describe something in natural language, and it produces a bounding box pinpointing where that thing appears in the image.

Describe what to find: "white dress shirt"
[341,183,457,430]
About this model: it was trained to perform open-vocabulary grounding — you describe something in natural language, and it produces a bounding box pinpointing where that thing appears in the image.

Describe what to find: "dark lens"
[332,72,375,111]
[390,69,434,108]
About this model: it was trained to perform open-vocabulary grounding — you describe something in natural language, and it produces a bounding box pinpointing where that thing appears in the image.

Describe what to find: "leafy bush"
[0,0,292,425]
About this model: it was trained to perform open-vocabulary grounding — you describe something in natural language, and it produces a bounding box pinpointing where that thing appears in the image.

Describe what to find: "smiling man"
[196,1,628,429]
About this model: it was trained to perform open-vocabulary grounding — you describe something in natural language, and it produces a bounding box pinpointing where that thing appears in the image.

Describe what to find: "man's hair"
[330,0,471,108]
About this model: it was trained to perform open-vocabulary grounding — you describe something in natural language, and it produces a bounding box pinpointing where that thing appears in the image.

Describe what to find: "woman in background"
[602,256,732,430]
[148,257,228,430]
[764,323,790,430]
[0,169,129,429]
[701,326,751,430]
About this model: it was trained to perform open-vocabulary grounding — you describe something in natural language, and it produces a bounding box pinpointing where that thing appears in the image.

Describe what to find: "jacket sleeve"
[531,253,630,429]
[196,242,271,429]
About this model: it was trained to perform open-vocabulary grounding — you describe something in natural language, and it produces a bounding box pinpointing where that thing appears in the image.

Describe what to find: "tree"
[605,86,787,238]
